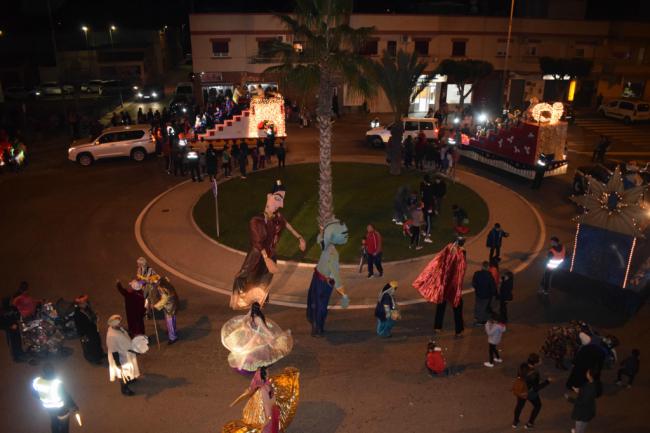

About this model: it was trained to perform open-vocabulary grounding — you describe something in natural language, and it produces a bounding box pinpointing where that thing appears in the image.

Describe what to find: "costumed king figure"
[150,277,179,345]
[106,314,146,396]
[413,237,467,337]
[73,294,105,365]
[221,301,293,372]
[306,218,350,337]
[231,180,306,310]
[116,279,146,337]
[223,366,300,433]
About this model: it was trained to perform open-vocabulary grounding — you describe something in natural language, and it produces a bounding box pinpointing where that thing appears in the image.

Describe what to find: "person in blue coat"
[486,223,509,261]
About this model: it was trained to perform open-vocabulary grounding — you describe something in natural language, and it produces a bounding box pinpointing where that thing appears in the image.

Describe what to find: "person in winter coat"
[566,333,606,390]
[484,314,506,367]
[426,341,448,376]
[409,204,425,250]
[498,270,514,323]
[364,224,383,278]
[375,281,398,338]
[567,369,601,433]
[73,295,105,365]
[205,143,218,181]
[432,176,447,215]
[616,349,640,388]
[513,353,552,429]
[486,223,509,261]
[472,261,497,325]
[415,132,426,170]
[0,297,26,362]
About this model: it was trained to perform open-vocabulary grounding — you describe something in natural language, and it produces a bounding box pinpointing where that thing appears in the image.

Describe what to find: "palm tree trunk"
[316,68,335,225]
[388,118,403,175]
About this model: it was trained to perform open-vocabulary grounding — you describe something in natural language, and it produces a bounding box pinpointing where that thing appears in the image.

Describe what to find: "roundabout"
[192,163,489,263]
[135,160,545,308]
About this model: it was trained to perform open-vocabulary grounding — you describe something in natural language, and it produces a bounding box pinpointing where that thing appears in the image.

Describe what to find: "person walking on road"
[513,353,552,430]
[73,295,105,365]
[365,224,384,278]
[484,314,506,368]
[486,223,509,261]
[420,174,435,243]
[432,176,446,215]
[375,281,399,338]
[277,141,286,168]
[151,278,179,345]
[497,270,514,323]
[472,261,497,326]
[205,143,218,181]
[0,297,26,362]
[106,315,139,396]
[567,369,601,433]
[32,363,79,433]
[539,236,565,295]
[409,204,425,250]
[185,146,201,182]
[592,135,610,163]
[616,349,640,388]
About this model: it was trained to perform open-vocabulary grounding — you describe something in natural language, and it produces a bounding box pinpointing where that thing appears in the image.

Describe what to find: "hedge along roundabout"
[193,163,489,264]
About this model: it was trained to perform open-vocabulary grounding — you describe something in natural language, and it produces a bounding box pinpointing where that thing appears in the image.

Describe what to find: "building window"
[452,40,466,57]
[414,39,429,56]
[387,40,397,57]
[258,39,277,56]
[575,47,585,58]
[359,39,378,56]
[526,46,538,56]
[211,39,229,57]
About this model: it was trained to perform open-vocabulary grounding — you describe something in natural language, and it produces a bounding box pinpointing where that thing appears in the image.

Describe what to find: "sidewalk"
[136,156,545,308]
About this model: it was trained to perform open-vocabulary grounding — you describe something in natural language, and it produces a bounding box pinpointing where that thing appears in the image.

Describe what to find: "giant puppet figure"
[412,237,467,337]
[306,218,350,337]
[231,180,306,310]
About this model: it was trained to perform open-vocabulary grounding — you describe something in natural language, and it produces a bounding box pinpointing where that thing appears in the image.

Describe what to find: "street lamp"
[109,25,116,48]
[81,25,89,49]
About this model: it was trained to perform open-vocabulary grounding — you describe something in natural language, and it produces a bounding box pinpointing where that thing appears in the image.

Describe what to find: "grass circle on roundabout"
[193,163,488,264]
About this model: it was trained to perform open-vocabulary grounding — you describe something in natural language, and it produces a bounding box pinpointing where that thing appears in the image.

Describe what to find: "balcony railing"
[248,55,282,64]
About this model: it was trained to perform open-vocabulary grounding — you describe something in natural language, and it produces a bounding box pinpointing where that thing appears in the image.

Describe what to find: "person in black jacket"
[431,177,446,215]
[513,353,552,429]
[616,349,640,388]
[486,223,509,261]
[73,295,105,365]
[498,270,514,323]
[0,296,26,362]
[567,369,601,433]
[472,261,497,325]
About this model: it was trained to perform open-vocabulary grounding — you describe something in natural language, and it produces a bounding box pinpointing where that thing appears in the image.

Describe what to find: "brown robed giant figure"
[231,180,306,310]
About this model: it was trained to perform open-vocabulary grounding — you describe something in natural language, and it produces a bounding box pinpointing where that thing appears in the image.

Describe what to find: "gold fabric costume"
[223,367,300,433]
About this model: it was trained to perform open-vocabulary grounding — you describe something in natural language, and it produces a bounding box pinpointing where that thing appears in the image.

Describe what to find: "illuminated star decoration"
[571,166,648,237]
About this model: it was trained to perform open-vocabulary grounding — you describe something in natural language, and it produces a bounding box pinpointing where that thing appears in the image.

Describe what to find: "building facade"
[189,12,650,114]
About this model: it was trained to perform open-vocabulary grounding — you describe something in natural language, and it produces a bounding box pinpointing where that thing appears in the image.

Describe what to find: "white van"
[598,99,650,124]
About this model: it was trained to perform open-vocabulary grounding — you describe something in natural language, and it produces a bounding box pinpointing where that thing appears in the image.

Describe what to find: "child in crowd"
[616,349,640,388]
[484,314,506,368]
[426,341,448,376]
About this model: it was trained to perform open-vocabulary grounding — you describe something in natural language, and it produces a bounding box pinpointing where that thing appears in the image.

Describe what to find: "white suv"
[68,124,154,166]
[366,117,438,148]
[598,99,650,124]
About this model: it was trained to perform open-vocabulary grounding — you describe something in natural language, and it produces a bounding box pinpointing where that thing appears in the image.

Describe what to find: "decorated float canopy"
[459,100,568,179]
[570,166,649,288]
[197,95,286,148]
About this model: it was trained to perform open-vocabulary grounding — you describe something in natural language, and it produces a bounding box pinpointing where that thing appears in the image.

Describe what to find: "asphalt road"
[0,116,647,433]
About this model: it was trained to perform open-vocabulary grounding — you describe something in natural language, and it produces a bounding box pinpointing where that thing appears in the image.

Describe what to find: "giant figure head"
[265,180,286,215]
[322,218,349,248]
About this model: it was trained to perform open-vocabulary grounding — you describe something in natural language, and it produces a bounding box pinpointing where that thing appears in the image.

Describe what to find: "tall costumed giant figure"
[231,181,306,310]
[306,219,350,337]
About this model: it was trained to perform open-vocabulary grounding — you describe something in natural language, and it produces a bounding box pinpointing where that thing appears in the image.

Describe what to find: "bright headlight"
[151,92,158,98]
[137,92,143,98]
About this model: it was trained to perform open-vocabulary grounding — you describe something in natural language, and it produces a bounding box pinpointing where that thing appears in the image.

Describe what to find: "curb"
[135,166,546,309]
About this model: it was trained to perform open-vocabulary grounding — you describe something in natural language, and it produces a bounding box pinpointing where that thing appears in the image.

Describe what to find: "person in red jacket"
[364,224,383,278]
[426,341,448,376]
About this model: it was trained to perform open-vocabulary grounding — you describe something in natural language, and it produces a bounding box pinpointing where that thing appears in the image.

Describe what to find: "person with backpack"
[512,353,552,429]
[374,281,399,338]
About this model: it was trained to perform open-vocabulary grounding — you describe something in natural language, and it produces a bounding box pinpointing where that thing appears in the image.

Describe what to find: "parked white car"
[68,124,154,166]
[598,99,650,124]
[365,117,438,147]
[40,82,64,95]
[81,80,104,94]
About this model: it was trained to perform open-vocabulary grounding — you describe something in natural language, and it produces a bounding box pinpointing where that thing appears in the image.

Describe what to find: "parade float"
[459,100,568,179]
[197,95,287,148]
[568,166,649,314]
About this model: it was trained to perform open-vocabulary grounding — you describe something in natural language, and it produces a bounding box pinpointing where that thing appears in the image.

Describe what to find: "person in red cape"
[413,237,467,337]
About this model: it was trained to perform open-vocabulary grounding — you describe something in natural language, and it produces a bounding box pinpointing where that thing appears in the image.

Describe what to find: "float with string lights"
[570,166,648,288]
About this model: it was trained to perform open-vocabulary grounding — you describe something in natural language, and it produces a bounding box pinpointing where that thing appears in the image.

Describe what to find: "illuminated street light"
[109,25,117,48]
[81,25,89,49]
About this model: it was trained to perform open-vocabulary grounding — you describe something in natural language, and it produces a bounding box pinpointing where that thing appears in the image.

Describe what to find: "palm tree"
[264,0,375,224]
[436,59,494,111]
[369,49,436,175]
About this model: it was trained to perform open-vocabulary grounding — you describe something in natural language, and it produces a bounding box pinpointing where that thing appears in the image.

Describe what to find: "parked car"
[135,85,164,101]
[68,124,154,166]
[81,80,105,94]
[3,86,41,100]
[169,95,193,117]
[598,99,650,124]
[40,82,63,95]
[365,117,438,148]
[61,83,75,94]
[572,162,618,194]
